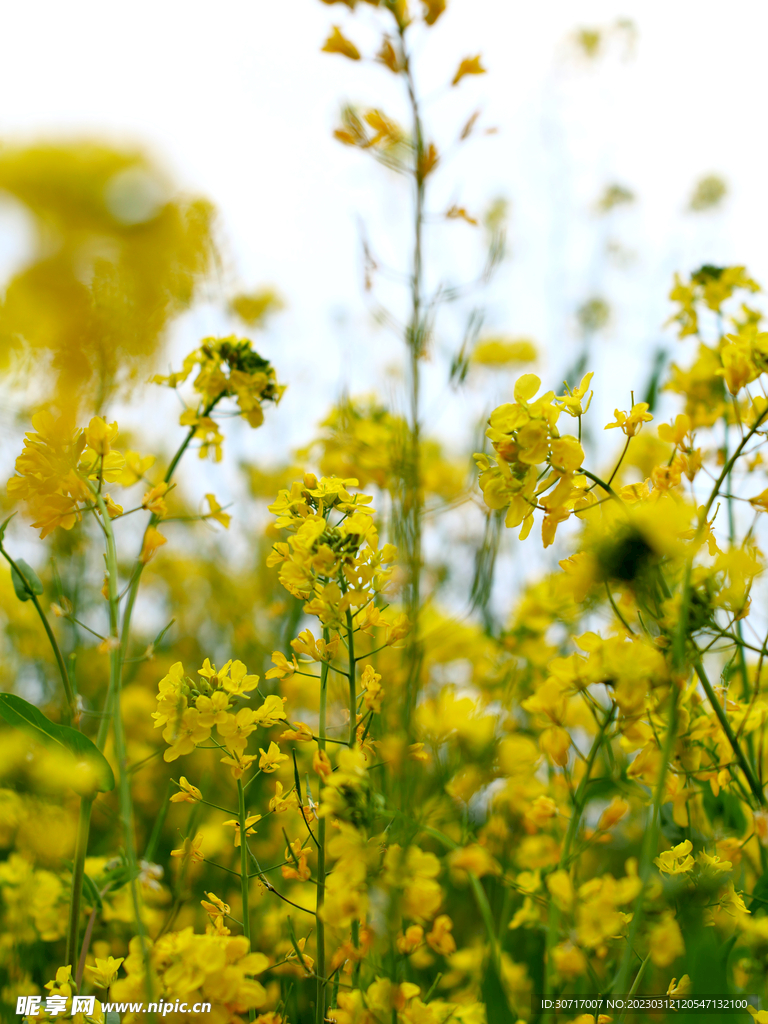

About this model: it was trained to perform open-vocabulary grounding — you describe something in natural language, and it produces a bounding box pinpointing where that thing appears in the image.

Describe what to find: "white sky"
[1,0,767,469]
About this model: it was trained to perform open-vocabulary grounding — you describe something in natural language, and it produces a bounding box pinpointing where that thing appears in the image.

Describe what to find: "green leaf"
[748,871,768,913]
[10,558,44,602]
[481,957,516,1024]
[0,512,16,544]
[82,872,104,910]
[0,692,114,794]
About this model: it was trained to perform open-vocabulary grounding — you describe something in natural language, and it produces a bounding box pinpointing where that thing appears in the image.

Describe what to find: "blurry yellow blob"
[0,143,214,409]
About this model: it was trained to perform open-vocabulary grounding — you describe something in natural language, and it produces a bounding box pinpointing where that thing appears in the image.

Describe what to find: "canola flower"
[3,2,768,1023]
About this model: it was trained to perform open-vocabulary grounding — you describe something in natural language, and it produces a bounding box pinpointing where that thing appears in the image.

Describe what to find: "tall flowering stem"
[0,544,77,725]
[397,21,426,736]
[64,794,93,977]
[93,486,155,1001]
[315,643,329,1024]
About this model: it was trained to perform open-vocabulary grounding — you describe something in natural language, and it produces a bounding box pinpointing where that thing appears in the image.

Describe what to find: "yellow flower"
[667,974,691,998]
[697,850,733,874]
[448,844,500,878]
[539,726,570,767]
[654,839,694,876]
[605,403,653,437]
[220,753,258,780]
[259,741,288,773]
[252,693,287,726]
[280,721,313,742]
[118,450,156,486]
[84,956,124,989]
[361,664,383,713]
[217,707,257,755]
[84,417,118,456]
[421,0,446,25]
[194,689,231,727]
[265,651,297,680]
[269,780,295,813]
[139,525,167,563]
[396,924,424,954]
[170,832,204,864]
[222,660,261,697]
[321,26,360,60]
[223,814,261,848]
[556,372,594,417]
[472,337,537,366]
[142,482,169,516]
[163,706,211,762]
[452,54,487,86]
[509,896,541,930]
[200,891,230,918]
[426,915,456,956]
[597,796,630,831]
[170,776,202,804]
[551,942,587,979]
[282,839,311,882]
[100,493,123,518]
[649,912,685,967]
[205,492,231,528]
[546,870,574,911]
[525,795,558,830]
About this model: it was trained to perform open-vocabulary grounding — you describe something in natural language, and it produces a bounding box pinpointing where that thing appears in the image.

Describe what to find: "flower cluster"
[267,474,397,627]
[152,336,284,460]
[153,659,286,770]
[474,373,588,546]
[110,929,270,1024]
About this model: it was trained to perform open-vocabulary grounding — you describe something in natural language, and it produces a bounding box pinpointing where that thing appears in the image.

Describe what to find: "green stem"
[92,489,154,1003]
[614,687,679,995]
[398,25,425,738]
[237,778,255,1022]
[346,609,356,748]
[561,706,616,864]
[581,469,625,507]
[65,796,93,973]
[0,547,77,725]
[694,659,765,805]
[617,952,651,1022]
[315,638,329,1024]
[345,608,361,979]
[101,399,220,735]
[143,779,174,864]
[543,707,615,1005]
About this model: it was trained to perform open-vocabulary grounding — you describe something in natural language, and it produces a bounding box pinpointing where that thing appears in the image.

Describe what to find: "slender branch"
[315,636,329,1024]
[0,546,78,724]
[346,608,357,748]
[65,796,93,975]
[614,687,679,994]
[92,486,154,1002]
[694,658,765,805]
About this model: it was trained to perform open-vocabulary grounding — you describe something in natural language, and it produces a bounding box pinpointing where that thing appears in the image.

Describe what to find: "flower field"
[1,3,767,1024]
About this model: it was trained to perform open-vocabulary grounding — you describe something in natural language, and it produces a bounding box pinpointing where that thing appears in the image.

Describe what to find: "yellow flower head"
[605,402,653,437]
[556,372,594,417]
[170,776,203,804]
[259,741,288,774]
[84,956,124,989]
[140,525,167,563]
[654,839,694,876]
[223,814,261,848]
[201,891,230,918]
[170,832,204,864]
[85,417,118,456]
